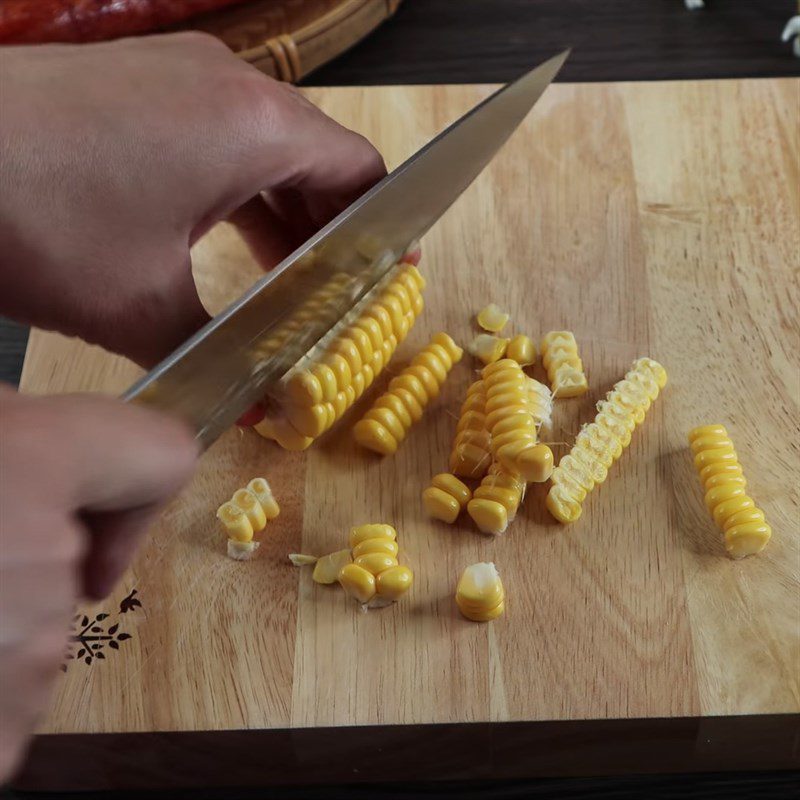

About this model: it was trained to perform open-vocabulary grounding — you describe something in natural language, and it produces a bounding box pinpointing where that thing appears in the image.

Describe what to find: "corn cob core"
[456,562,505,621]
[541,331,588,397]
[688,424,771,558]
[546,357,667,523]
[353,332,463,455]
[256,263,426,449]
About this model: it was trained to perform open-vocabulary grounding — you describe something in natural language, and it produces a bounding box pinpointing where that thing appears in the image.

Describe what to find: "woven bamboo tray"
[188,0,402,82]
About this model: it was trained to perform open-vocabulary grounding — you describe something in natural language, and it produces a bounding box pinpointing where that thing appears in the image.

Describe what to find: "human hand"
[0,384,198,781]
[0,33,386,367]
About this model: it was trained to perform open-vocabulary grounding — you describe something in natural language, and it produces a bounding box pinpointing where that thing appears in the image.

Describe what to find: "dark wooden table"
[2,1,799,797]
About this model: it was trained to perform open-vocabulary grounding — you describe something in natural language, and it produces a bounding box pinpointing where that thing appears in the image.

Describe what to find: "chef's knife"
[123,50,569,448]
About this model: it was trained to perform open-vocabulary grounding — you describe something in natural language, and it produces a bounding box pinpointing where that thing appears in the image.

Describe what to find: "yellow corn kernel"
[456,562,505,622]
[688,424,771,559]
[338,563,377,604]
[353,552,399,575]
[217,502,254,543]
[330,338,362,375]
[506,334,536,366]
[422,474,472,524]
[349,523,397,548]
[469,334,509,365]
[247,478,280,521]
[285,402,329,438]
[351,538,400,559]
[497,441,554,483]
[375,565,414,600]
[310,362,339,403]
[288,553,318,566]
[285,370,322,406]
[546,357,666,524]
[467,497,508,535]
[232,489,267,531]
[353,316,384,351]
[254,417,313,451]
[312,549,353,584]
[450,380,492,480]
[431,473,472,507]
[354,333,462,456]
[476,303,510,333]
[540,331,588,397]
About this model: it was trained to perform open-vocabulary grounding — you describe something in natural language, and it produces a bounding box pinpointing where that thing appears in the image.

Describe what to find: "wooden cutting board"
[15,79,800,790]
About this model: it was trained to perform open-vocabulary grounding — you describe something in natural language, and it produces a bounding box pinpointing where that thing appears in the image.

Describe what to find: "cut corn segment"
[257,262,426,450]
[216,502,254,543]
[481,359,554,483]
[469,334,509,365]
[312,549,353,584]
[541,331,588,397]
[422,473,472,523]
[688,424,771,558]
[476,303,510,333]
[546,357,666,523]
[506,335,536,367]
[353,332,463,455]
[467,465,524,534]
[218,478,280,557]
[456,563,505,622]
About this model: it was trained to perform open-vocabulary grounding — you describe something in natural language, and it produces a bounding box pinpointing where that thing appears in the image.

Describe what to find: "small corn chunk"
[506,335,536,367]
[688,424,771,559]
[349,523,397,548]
[456,562,505,622]
[481,359,554,483]
[547,357,667,524]
[469,334,509,365]
[312,549,353,584]
[467,465,524,535]
[449,380,492,479]
[288,553,318,567]
[338,563,377,604]
[476,303,510,333]
[354,552,399,575]
[375,565,414,601]
[247,478,280,521]
[352,537,400,559]
[216,502,254,543]
[541,331,588,398]
[227,540,260,561]
[353,332,463,455]
[423,473,472,523]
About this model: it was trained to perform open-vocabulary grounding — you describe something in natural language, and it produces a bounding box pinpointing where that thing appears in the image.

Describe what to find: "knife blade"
[123,50,569,449]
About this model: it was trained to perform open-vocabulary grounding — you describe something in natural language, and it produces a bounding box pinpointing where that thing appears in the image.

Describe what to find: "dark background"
[2,0,799,797]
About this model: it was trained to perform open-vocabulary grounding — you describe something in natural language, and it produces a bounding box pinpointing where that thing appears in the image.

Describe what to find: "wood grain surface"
[17,79,800,744]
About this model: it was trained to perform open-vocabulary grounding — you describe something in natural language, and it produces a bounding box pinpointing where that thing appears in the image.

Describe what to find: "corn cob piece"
[467,463,525,535]
[256,262,426,449]
[546,357,667,523]
[422,473,472,523]
[216,478,280,559]
[506,334,536,367]
[541,331,588,397]
[482,359,554,483]
[353,332,463,455]
[337,523,413,607]
[468,334,508,365]
[456,562,505,622]
[449,379,492,479]
[688,424,771,559]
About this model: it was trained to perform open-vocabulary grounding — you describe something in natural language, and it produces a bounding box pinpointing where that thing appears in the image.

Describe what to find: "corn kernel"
[349,523,397,548]
[354,552,399,575]
[351,538,400,559]
[375,565,414,600]
[247,478,280,521]
[467,498,508,535]
[476,303,510,333]
[469,334,509,365]
[312,549,353,584]
[288,553,318,566]
[338,563,377,603]
[232,489,267,531]
[540,331,588,397]
[254,417,313,451]
[506,334,536,366]
[422,471,472,525]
